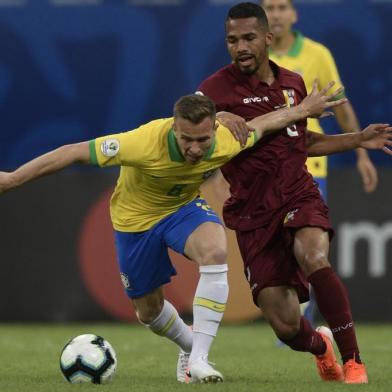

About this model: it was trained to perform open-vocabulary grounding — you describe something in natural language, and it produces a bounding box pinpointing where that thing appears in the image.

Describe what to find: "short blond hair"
[173,95,216,124]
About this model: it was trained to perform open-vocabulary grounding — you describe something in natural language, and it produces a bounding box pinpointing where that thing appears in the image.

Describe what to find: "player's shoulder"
[275,62,305,86]
[132,117,173,133]
[302,35,335,59]
[197,64,236,92]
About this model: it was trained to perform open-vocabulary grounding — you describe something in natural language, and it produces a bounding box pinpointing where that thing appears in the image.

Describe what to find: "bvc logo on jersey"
[101,138,120,157]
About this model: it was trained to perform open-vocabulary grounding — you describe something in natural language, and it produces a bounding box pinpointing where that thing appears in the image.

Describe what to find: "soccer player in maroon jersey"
[196,2,379,384]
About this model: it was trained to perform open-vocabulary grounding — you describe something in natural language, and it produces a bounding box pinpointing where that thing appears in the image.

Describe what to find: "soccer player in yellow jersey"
[262,0,377,195]
[261,0,378,328]
[1,92,376,383]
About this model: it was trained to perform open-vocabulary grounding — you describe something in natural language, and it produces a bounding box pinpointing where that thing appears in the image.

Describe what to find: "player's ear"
[266,31,273,46]
[291,7,298,24]
[214,121,219,131]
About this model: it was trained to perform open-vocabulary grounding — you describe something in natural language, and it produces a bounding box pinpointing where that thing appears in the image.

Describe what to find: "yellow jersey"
[89,117,256,232]
[269,32,344,178]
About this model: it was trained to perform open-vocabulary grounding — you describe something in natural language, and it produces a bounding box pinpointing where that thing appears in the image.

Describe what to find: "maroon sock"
[308,267,361,363]
[280,317,326,355]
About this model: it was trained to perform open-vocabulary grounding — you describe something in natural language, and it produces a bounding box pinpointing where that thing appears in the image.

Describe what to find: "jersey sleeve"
[216,124,257,158]
[197,76,232,112]
[317,46,345,100]
[89,123,155,167]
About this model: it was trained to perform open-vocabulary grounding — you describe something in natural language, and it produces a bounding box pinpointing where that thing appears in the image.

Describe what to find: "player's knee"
[267,314,300,340]
[301,249,330,273]
[199,244,227,265]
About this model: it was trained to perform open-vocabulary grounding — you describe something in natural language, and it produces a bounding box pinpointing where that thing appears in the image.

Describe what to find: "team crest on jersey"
[284,208,299,224]
[282,89,296,107]
[101,138,120,157]
[120,272,131,290]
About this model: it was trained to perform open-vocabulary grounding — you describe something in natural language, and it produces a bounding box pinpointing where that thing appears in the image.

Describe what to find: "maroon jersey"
[198,61,322,231]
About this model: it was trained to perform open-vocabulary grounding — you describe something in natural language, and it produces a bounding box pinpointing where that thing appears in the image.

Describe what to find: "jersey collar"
[288,31,304,57]
[229,60,282,90]
[269,31,304,58]
[168,128,216,162]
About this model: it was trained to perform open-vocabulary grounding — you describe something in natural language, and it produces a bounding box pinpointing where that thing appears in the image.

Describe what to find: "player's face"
[174,116,217,165]
[226,17,272,76]
[262,0,297,39]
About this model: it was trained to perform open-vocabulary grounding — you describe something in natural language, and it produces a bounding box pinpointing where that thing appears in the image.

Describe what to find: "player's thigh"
[237,225,310,306]
[293,226,330,276]
[184,221,227,266]
[257,285,301,337]
[164,198,226,266]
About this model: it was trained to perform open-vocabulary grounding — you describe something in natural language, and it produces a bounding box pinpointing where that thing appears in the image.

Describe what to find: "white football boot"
[185,355,223,383]
[177,349,190,383]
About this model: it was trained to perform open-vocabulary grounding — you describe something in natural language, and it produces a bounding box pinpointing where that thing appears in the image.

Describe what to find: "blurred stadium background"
[0,0,391,326]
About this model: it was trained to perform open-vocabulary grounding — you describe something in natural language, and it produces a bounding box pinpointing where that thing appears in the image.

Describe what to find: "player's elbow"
[306,131,323,156]
[64,142,91,165]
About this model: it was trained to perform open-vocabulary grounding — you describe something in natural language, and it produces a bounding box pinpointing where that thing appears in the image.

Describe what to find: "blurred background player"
[261,0,378,326]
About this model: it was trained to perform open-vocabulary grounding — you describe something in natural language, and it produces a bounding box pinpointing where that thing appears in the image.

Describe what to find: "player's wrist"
[356,132,367,149]
[295,103,310,120]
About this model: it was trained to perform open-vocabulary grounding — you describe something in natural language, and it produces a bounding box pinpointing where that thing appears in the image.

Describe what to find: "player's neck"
[255,60,275,85]
[271,31,296,56]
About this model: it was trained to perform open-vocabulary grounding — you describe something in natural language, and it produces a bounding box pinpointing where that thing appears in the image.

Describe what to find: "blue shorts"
[114,198,222,299]
[314,177,327,201]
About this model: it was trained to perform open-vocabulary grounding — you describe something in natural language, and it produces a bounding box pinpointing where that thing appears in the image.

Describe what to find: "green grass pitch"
[0,322,390,391]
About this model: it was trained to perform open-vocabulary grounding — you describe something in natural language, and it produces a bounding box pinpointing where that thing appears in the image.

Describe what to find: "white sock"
[146,300,193,353]
[190,264,228,364]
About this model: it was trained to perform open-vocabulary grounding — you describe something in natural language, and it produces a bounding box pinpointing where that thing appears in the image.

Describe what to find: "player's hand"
[356,152,378,193]
[216,111,254,147]
[359,124,392,156]
[301,80,348,119]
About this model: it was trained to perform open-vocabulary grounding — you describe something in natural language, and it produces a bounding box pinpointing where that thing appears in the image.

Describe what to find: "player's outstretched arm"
[246,81,347,140]
[307,124,392,157]
[0,141,90,193]
[334,101,378,192]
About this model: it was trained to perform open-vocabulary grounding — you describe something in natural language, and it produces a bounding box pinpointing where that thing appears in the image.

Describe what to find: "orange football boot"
[343,359,368,384]
[314,326,344,382]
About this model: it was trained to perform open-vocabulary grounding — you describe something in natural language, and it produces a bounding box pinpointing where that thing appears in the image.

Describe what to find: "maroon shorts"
[235,196,333,306]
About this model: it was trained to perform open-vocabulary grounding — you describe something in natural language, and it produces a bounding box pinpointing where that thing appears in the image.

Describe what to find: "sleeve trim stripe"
[331,91,346,101]
[89,140,98,166]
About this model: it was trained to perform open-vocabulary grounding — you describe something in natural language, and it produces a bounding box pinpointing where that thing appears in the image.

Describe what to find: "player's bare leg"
[132,287,193,382]
[183,221,227,383]
[294,227,367,383]
[257,285,343,381]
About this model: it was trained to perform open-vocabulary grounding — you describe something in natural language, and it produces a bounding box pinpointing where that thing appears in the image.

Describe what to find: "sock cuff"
[307,266,334,284]
[199,264,228,274]
[279,317,305,343]
[145,299,176,327]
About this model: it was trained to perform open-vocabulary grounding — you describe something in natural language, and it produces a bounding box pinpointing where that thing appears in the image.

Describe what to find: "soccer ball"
[60,334,117,384]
